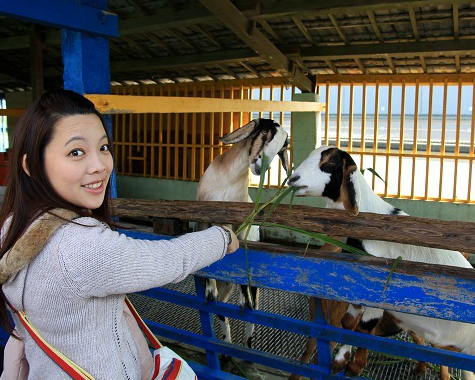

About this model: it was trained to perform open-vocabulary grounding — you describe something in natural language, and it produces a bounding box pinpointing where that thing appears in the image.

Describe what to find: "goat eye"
[261,130,267,135]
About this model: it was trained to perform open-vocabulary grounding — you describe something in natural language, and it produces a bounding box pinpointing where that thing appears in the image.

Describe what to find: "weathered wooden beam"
[456,53,461,73]
[420,55,427,73]
[408,7,420,41]
[315,73,475,84]
[199,0,313,92]
[454,4,459,39]
[366,10,384,43]
[194,24,221,48]
[86,94,325,114]
[258,20,283,43]
[240,62,260,78]
[325,59,339,74]
[386,55,396,73]
[328,13,348,44]
[354,58,366,74]
[167,29,199,51]
[145,33,176,54]
[299,39,475,59]
[111,198,475,253]
[109,48,259,73]
[0,62,30,85]
[291,16,315,44]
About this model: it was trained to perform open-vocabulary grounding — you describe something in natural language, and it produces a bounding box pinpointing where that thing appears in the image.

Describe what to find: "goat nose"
[288,175,300,186]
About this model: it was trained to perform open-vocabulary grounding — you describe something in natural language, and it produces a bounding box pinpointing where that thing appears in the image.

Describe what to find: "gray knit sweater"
[2,217,228,380]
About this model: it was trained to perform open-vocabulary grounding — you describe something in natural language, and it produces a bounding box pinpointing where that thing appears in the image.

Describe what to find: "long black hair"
[0,89,116,336]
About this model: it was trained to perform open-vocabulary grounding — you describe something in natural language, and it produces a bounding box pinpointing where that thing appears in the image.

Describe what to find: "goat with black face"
[288,146,475,379]
[197,118,289,348]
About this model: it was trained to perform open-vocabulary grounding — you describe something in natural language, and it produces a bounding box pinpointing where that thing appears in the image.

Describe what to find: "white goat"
[197,118,289,347]
[288,145,475,380]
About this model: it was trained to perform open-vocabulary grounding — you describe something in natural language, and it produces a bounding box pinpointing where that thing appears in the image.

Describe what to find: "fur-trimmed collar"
[0,209,78,284]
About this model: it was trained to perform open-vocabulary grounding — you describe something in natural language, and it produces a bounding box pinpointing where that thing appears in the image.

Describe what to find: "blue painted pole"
[194,276,221,370]
[61,0,117,198]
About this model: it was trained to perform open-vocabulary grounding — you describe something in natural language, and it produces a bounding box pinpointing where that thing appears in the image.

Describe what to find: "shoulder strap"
[8,297,163,380]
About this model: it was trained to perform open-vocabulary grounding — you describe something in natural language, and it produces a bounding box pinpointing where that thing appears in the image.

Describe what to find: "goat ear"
[219,119,259,144]
[278,149,289,174]
[340,158,359,216]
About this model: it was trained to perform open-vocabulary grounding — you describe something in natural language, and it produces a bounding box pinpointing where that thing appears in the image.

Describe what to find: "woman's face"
[43,114,113,210]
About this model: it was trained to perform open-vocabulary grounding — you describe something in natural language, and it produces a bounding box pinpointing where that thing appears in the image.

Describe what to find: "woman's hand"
[221,226,239,254]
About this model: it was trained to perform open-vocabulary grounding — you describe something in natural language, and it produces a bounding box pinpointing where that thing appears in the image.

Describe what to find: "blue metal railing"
[123,229,475,380]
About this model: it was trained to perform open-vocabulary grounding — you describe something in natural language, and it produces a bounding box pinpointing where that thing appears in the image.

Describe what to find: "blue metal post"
[194,276,221,370]
[61,0,117,198]
[314,298,332,371]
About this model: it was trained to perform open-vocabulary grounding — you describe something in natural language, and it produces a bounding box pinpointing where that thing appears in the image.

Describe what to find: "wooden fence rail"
[112,198,475,253]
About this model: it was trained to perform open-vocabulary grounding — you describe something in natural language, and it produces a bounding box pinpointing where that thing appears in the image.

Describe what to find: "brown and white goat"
[197,118,289,347]
[288,146,474,380]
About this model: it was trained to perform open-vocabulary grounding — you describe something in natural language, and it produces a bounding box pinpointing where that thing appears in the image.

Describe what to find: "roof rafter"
[453,4,459,39]
[298,39,475,59]
[354,58,366,74]
[198,0,312,92]
[366,10,384,43]
[291,16,315,44]
[259,20,283,43]
[328,13,348,44]
[408,7,420,41]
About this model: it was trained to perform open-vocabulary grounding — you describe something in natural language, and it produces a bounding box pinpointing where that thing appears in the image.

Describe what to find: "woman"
[0,89,238,379]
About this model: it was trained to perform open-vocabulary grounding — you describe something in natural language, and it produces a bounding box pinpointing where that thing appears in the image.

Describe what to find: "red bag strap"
[7,297,163,380]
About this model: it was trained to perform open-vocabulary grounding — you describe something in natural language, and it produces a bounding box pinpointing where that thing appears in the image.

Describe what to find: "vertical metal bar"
[151,86,156,178]
[143,86,148,177]
[278,84,284,185]
[121,87,126,175]
[411,80,420,198]
[314,298,332,369]
[336,81,341,148]
[128,87,133,175]
[191,86,197,181]
[425,80,434,200]
[158,86,164,179]
[384,81,392,197]
[468,79,475,202]
[137,86,141,153]
[268,84,275,187]
[397,80,406,198]
[361,81,367,169]
[453,79,462,201]
[325,81,330,146]
[348,82,354,152]
[220,85,225,155]
[166,87,172,179]
[194,277,221,370]
[372,80,379,190]
[183,85,188,180]
[438,79,448,201]
[200,88,206,178]
[210,84,216,165]
[259,84,264,119]
[174,88,180,180]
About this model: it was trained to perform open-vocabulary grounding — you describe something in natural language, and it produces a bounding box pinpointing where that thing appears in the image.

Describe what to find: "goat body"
[289,146,475,379]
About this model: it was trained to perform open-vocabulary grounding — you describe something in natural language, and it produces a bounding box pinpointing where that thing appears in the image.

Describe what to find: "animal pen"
[2,1,475,380]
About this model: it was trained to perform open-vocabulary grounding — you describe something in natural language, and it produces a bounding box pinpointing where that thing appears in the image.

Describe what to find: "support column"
[291,93,322,168]
[61,0,116,197]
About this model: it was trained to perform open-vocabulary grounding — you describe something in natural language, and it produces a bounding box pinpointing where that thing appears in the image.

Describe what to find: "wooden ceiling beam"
[298,39,475,59]
[167,29,199,52]
[328,13,348,44]
[366,10,384,43]
[354,58,366,74]
[259,20,283,43]
[454,4,459,39]
[291,16,315,44]
[408,7,421,41]
[420,55,427,73]
[386,55,396,73]
[325,59,339,74]
[145,33,176,54]
[198,0,313,92]
[194,24,221,48]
